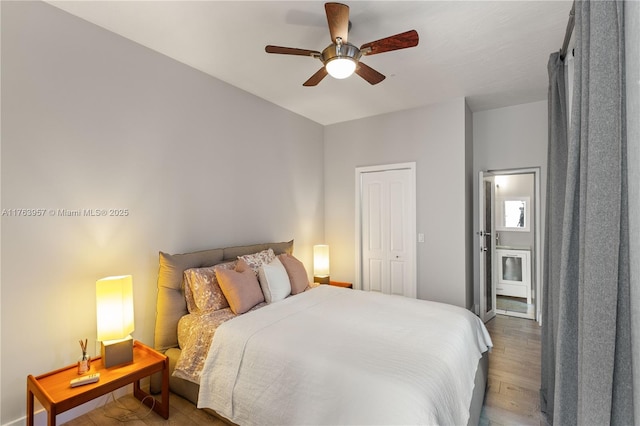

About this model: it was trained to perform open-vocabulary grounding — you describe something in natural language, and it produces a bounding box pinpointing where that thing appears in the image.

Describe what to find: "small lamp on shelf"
[96,275,134,368]
[313,244,330,284]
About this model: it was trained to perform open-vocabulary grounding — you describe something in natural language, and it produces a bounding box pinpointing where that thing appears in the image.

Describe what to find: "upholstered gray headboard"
[154,240,294,353]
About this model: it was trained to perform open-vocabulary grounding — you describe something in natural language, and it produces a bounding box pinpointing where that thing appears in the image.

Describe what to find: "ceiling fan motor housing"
[321,42,362,65]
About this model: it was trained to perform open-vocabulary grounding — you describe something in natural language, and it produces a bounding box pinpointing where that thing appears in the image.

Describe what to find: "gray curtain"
[626,2,640,425]
[542,1,634,425]
[541,50,567,423]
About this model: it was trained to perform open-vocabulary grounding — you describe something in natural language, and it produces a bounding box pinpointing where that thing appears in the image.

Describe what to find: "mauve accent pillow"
[258,257,291,303]
[216,259,265,314]
[278,253,310,295]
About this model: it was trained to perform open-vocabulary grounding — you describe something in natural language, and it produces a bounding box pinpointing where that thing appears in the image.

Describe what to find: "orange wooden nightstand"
[329,280,353,289]
[27,340,169,425]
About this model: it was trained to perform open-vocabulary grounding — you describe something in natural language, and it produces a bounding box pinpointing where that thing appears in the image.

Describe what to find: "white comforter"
[198,285,492,426]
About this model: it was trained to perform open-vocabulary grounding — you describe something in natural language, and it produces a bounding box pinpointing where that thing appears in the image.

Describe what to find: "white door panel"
[389,181,407,254]
[368,259,383,292]
[366,182,383,251]
[362,180,383,293]
[390,260,406,296]
[357,164,416,298]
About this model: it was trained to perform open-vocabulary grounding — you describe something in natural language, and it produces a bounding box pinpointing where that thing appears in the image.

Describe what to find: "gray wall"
[324,98,473,308]
[0,2,324,423]
[472,101,548,312]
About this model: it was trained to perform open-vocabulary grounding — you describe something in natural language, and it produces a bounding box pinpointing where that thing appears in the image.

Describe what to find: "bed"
[151,240,492,425]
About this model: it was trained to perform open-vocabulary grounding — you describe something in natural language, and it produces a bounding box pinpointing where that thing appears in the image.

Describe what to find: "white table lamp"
[96,275,134,368]
[313,245,330,284]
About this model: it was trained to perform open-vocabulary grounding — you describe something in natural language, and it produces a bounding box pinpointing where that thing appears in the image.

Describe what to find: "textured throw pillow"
[258,257,291,303]
[238,248,276,275]
[216,259,265,314]
[278,253,310,295]
[183,261,235,313]
[182,278,198,314]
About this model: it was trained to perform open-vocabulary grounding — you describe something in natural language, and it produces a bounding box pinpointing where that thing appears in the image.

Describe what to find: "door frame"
[485,167,542,324]
[355,162,417,295]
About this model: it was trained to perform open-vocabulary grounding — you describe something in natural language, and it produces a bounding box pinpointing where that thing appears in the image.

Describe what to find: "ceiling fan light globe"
[326,58,356,79]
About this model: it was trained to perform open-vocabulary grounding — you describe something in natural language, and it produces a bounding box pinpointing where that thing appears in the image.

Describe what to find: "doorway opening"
[479,168,541,323]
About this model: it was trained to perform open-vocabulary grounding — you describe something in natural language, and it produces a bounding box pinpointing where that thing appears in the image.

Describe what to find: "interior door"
[358,166,416,298]
[479,171,496,322]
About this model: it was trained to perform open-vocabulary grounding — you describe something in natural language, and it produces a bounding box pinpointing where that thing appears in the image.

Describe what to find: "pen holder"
[77,355,91,375]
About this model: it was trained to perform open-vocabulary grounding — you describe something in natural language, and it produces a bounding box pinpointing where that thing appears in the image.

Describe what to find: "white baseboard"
[3,385,131,426]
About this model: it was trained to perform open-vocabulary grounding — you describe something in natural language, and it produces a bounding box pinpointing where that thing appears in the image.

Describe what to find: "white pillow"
[258,257,291,303]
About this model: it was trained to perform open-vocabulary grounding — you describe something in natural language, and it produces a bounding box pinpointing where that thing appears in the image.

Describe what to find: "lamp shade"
[313,245,330,277]
[96,275,134,341]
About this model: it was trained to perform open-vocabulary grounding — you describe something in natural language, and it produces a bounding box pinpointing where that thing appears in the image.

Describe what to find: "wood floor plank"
[499,381,541,406]
[484,390,539,417]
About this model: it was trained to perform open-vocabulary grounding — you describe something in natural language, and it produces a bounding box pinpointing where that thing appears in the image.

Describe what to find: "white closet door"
[360,167,415,298]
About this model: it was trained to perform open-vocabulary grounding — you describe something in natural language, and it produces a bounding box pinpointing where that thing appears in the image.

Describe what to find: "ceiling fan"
[265,2,419,86]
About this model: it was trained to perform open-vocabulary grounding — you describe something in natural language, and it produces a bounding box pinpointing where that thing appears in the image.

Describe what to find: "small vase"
[77,355,91,375]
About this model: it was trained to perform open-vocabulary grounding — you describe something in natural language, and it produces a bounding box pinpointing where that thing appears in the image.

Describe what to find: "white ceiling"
[47,1,573,125]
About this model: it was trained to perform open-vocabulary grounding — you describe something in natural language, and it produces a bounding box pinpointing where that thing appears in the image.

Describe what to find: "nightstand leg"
[48,409,56,426]
[161,357,170,418]
[134,381,169,419]
[133,358,169,419]
[27,389,34,426]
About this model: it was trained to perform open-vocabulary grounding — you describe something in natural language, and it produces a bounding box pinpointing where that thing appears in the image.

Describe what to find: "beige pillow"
[216,259,265,314]
[278,253,310,295]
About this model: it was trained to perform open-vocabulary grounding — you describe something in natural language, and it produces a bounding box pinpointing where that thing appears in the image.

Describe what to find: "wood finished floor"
[65,314,541,426]
[62,391,227,426]
[480,314,542,426]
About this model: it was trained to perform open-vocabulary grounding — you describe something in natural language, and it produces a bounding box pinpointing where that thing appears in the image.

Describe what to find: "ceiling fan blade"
[355,62,386,85]
[303,67,329,86]
[360,30,419,56]
[325,2,350,43]
[265,45,321,57]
